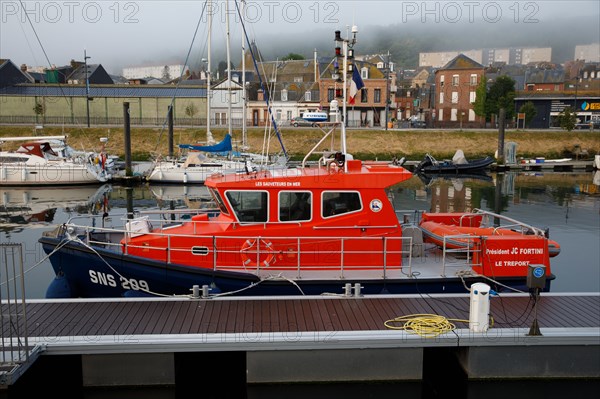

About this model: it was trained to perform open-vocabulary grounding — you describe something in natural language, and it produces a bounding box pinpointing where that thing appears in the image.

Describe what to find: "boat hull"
[0,163,109,185]
[40,236,552,298]
[146,162,245,184]
[416,156,494,174]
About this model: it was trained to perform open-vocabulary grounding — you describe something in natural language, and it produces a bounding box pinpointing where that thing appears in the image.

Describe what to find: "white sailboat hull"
[146,161,246,184]
[0,162,109,185]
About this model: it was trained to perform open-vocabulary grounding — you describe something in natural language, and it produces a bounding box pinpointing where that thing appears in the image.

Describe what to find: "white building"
[419,47,552,67]
[122,64,189,80]
[575,43,600,62]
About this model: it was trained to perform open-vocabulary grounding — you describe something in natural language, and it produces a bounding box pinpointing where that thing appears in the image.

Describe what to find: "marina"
[1,1,599,394]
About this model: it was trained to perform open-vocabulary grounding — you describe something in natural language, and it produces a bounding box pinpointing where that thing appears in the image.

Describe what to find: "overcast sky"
[2,0,599,74]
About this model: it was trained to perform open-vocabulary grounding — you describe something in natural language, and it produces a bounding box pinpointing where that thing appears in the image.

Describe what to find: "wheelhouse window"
[226,191,268,223]
[322,191,362,218]
[209,188,229,215]
[279,191,312,222]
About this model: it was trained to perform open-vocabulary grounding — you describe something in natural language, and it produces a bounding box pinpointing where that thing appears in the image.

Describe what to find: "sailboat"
[40,25,559,298]
[0,135,112,185]
[146,0,279,184]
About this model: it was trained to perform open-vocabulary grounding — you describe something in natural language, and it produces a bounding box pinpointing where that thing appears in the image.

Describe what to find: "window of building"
[374,89,381,103]
[276,109,282,121]
[439,92,444,104]
[322,191,362,218]
[294,76,303,82]
[327,88,335,102]
[281,89,288,102]
[361,89,368,103]
[361,67,369,80]
[226,191,268,223]
[451,92,458,104]
[279,191,312,222]
[452,75,459,86]
[470,74,478,85]
[469,91,476,103]
[450,108,458,121]
[438,109,443,121]
[215,112,227,125]
[468,109,475,121]
[440,75,445,87]
[286,110,292,121]
[377,62,384,69]
[305,91,311,101]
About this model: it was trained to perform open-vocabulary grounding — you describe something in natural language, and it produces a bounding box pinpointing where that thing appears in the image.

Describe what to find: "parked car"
[411,120,426,128]
[291,117,315,127]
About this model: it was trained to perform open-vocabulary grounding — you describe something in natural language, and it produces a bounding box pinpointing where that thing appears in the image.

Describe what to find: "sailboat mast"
[226,0,233,138]
[241,0,247,150]
[206,0,212,143]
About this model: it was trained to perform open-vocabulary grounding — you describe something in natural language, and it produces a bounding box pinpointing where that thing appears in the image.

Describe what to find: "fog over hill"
[3,1,598,75]
[243,15,599,69]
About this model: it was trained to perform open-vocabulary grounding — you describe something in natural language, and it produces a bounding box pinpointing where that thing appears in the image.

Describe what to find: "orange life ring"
[240,239,275,267]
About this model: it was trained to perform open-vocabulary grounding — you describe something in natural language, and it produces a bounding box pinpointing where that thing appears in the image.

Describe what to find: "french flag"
[349,64,364,105]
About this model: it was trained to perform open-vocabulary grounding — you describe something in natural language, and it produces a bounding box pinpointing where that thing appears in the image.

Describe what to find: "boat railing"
[301,122,341,170]
[59,213,485,279]
[441,234,482,277]
[468,209,545,236]
[75,224,412,279]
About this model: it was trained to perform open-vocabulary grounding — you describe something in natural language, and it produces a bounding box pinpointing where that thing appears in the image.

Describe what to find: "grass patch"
[1,126,598,162]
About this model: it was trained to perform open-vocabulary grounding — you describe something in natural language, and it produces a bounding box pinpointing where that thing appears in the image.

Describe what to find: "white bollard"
[469,283,491,333]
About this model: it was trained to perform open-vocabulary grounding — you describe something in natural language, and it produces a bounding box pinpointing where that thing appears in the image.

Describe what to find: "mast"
[206,0,213,143]
[226,0,233,138]
[241,0,248,150]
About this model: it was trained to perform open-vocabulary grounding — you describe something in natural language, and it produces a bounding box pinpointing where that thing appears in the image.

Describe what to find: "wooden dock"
[1,292,599,388]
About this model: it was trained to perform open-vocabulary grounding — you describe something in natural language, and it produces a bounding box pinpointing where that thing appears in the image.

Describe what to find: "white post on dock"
[469,283,490,332]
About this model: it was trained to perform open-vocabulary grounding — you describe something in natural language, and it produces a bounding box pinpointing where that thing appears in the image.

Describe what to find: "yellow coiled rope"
[384,314,470,338]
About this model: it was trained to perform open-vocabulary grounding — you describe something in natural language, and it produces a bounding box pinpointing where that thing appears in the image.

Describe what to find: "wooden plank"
[298,301,319,331]
[274,299,289,332]
[160,301,187,334]
[139,301,173,334]
[109,302,146,335]
[75,302,115,336]
[176,301,201,334]
[28,303,71,336]
[186,301,209,334]
[205,301,223,334]
[122,301,154,335]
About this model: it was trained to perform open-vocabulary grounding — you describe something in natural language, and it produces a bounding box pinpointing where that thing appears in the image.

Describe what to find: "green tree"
[558,106,576,131]
[185,103,198,127]
[281,53,305,61]
[472,76,487,118]
[486,75,516,119]
[518,101,537,128]
[33,100,45,123]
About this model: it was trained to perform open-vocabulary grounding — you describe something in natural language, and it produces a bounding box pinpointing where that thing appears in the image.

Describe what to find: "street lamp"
[84,49,91,128]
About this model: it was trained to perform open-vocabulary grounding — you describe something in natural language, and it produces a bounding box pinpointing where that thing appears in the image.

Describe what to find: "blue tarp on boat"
[178,134,232,153]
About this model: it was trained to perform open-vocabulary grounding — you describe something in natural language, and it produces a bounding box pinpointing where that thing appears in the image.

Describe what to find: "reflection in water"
[0,184,112,234]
